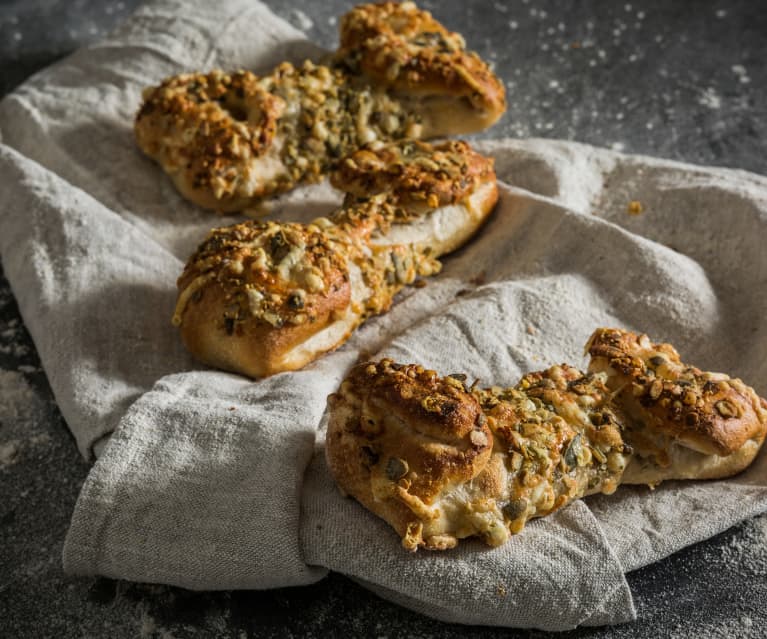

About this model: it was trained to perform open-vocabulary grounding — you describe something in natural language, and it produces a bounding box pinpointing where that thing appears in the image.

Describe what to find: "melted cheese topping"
[174,221,344,330]
[137,61,425,206]
[416,367,629,547]
[344,364,631,550]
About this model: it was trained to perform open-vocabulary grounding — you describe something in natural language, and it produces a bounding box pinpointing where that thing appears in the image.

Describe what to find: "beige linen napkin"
[1,0,766,630]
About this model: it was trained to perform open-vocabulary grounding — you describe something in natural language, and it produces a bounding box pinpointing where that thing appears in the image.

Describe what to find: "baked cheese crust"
[326,331,767,550]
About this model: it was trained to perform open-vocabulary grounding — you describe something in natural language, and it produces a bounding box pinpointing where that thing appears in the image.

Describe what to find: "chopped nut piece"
[386,457,409,480]
[715,400,740,418]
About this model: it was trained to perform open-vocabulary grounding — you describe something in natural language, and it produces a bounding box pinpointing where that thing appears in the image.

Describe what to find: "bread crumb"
[627,200,643,215]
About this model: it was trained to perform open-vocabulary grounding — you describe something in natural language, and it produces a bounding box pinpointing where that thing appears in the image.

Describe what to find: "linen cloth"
[1,0,766,630]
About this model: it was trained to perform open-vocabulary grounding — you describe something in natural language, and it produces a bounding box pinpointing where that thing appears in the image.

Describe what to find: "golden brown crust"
[173,220,353,377]
[173,140,496,378]
[336,2,506,124]
[586,328,767,458]
[177,280,353,378]
[330,139,496,210]
[175,221,348,329]
[135,70,288,212]
[326,361,633,550]
[326,360,493,550]
[330,138,499,257]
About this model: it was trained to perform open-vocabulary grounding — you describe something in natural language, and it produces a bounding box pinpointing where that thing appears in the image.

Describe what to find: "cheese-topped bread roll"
[173,220,354,378]
[336,2,506,136]
[331,139,498,255]
[326,360,494,551]
[325,331,767,550]
[135,2,505,212]
[586,327,767,484]
[326,360,631,550]
[172,140,498,378]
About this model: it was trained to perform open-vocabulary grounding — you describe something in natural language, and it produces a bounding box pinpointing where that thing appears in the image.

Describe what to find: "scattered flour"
[698,87,722,109]
[0,369,37,422]
[721,514,767,573]
[138,606,158,638]
[0,319,30,358]
[668,615,757,639]
[665,514,767,639]
[731,64,751,84]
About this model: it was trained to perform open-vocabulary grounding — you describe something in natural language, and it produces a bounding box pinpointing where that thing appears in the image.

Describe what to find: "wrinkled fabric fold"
[301,447,635,631]
[1,0,766,630]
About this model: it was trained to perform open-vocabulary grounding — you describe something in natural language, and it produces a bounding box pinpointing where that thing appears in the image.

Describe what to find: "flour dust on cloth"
[0,0,766,631]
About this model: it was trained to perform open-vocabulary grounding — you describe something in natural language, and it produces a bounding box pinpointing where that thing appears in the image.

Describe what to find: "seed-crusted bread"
[325,331,767,550]
[172,140,498,378]
[586,327,767,484]
[326,360,632,550]
[135,2,506,212]
[331,139,499,255]
[336,1,506,136]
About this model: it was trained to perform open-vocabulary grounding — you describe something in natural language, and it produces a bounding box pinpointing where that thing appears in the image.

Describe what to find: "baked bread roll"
[135,2,505,212]
[172,140,498,378]
[326,360,495,551]
[330,139,498,255]
[326,360,632,550]
[586,327,767,484]
[172,220,357,377]
[325,331,767,550]
[336,2,506,136]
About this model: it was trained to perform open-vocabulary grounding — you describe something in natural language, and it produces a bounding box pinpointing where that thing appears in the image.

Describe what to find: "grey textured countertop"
[1,1,766,637]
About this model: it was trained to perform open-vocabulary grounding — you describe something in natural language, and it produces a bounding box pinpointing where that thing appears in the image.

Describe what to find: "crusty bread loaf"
[325,330,767,550]
[172,140,498,378]
[135,2,505,212]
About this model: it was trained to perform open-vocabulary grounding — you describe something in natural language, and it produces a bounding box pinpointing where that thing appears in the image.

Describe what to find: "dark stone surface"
[1,1,766,637]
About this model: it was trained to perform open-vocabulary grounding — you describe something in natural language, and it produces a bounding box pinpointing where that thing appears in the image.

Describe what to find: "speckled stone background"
[1,1,766,637]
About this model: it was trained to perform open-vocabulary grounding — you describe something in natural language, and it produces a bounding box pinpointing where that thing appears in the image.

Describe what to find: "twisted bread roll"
[326,330,767,550]
[327,360,630,550]
[135,2,505,212]
[335,2,507,136]
[586,327,767,484]
[331,139,498,255]
[172,140,498,377]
